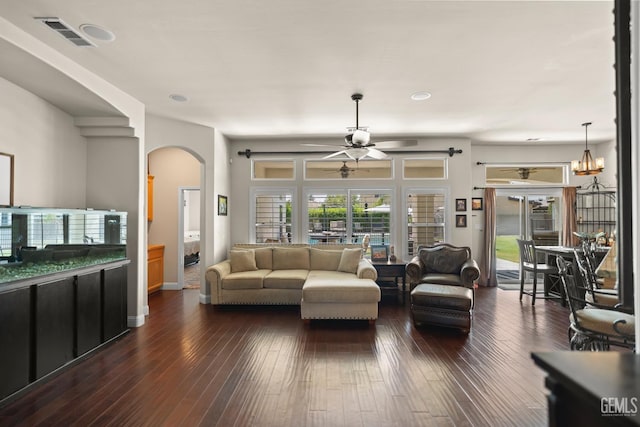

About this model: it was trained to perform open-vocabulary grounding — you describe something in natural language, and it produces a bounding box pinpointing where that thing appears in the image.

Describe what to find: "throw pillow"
[230,249,258,273]
[338,248,362,274]
[309,248,342,271]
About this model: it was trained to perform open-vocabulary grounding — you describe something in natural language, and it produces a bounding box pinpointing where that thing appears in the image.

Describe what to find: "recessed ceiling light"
[79,24,115,42]
[411,91,432,101]
[169,94,188,102]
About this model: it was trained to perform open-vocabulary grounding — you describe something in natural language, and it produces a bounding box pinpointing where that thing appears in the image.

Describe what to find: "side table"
[371,261,407,304]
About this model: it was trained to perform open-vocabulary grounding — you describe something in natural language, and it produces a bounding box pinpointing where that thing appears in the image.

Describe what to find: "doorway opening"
[495,190,562,286]
[178,187,200,290]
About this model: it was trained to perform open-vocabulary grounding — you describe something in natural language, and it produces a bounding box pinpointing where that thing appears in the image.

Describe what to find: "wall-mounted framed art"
[218,194,228,216]
[455,198,467,212]
[472,197,483,211]
[456,214,467,228]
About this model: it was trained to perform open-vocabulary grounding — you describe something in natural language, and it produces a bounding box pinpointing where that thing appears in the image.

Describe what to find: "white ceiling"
[0,0,618,144]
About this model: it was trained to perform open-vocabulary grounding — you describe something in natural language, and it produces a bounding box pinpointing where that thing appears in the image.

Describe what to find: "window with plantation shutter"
[253,190,294,243]
[406,191,446,257]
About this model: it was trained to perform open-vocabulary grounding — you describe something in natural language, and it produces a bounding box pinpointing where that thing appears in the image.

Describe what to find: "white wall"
[184,190,201,232]
[0,76,87,207]
[145,114,229,304]
[212,129,232,267]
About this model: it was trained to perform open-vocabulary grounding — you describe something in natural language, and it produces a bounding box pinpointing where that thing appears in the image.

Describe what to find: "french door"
[495,189,562,283]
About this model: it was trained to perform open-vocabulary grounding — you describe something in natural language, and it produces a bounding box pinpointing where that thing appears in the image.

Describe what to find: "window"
[485,164,568,185]
[252,189,294,243]
[306,189,392,247]
[403,158,447,179]
[304,159,392,180]
[406,191,447,257]
[252,159,295,180]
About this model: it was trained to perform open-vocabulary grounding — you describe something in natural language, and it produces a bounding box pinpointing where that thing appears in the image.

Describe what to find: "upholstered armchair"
[406,244,480,332]
[406,244,480,290]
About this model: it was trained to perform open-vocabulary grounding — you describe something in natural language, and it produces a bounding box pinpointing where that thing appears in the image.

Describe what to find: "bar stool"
[516,239,561,305]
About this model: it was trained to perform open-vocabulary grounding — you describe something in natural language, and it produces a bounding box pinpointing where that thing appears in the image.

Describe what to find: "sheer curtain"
[562,187,578,247]
[479,187,497,287]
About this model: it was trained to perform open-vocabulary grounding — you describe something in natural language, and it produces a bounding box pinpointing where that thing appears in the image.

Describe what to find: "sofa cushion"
[303,277,380,303]
[309,248,342,271]
[222,269,270,289]
[273,247,310,270]
[338,248,362,274]
[420,273,465,287]
[230,249,258,273]
[254,247,273,270]
[411,283,473,311]
[419,248,468,274]
[264,270,309,290]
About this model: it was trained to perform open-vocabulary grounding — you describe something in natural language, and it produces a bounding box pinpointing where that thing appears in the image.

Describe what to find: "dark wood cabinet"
[0,261,129,404]
[103,265,128,342]
[76,272,102,356]
[0,287,31,399]
[35,278,75,379]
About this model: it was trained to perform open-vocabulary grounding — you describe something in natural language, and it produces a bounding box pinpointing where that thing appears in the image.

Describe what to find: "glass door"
[495,190,562,284]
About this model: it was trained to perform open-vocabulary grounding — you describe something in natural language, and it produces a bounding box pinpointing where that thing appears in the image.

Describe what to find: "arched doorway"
[147,147,203,296]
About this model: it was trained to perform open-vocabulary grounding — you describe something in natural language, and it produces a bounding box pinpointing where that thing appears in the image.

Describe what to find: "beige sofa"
[205,245,381,320]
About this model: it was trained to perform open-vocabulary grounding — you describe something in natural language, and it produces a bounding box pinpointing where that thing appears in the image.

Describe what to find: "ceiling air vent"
[35,17,95,47]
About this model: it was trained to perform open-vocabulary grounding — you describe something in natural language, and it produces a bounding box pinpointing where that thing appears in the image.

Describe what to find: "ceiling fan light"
[346,147,369,160]
[352,129,370,145]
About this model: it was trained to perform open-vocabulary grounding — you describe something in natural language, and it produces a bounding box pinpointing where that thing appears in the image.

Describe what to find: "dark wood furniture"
[536,245,610,305]
[532,351,640,426]
[0,261,129,405]
[371,261,406,303]
[516,239,562,305]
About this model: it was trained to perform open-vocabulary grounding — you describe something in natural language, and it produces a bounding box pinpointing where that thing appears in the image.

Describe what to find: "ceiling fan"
[306,93,417,162]
[501,167,555,179]
[322,161,369,179]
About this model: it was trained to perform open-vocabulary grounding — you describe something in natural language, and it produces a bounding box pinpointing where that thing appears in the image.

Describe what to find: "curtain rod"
[476,161,570,166]
[473,185,581,190]
[238,147,463,158]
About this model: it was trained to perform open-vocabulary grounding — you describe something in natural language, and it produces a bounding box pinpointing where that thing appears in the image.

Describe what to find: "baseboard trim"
[128,314,145,327]
[199,293,211,304]
[162,282,181,291]
[143,305,149,316]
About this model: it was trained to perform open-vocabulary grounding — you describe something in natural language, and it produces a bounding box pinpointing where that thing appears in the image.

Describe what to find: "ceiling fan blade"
[301,143,346,148]
[365,148,388,159]
[372,139,418,149]
[323,150,348,159]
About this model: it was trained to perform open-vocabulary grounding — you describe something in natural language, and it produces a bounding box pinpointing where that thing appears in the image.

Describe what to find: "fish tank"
[0,207,127,284]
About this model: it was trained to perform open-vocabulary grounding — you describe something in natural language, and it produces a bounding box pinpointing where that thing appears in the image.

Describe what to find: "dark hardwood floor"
[1,287,576,426]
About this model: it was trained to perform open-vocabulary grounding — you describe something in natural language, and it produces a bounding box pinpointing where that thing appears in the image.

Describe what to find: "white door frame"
[177,186,200,289]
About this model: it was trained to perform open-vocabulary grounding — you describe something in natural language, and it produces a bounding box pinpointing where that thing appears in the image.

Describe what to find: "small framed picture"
[456,214,467,228]
[370,245,389,263]
[472,197,483,211]
[455,198,467,212]
[218,195,228,216]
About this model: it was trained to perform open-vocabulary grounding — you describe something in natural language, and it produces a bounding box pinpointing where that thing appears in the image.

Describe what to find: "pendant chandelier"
[571,122,604,176]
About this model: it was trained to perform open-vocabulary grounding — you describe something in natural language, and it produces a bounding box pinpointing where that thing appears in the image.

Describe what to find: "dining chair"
[573,249,622,310]
[516,239,561,305]
[556,256,635,351]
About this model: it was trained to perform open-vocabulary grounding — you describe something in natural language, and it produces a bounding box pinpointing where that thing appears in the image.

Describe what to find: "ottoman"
[301,275,381,323]
[410,283,473,332]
